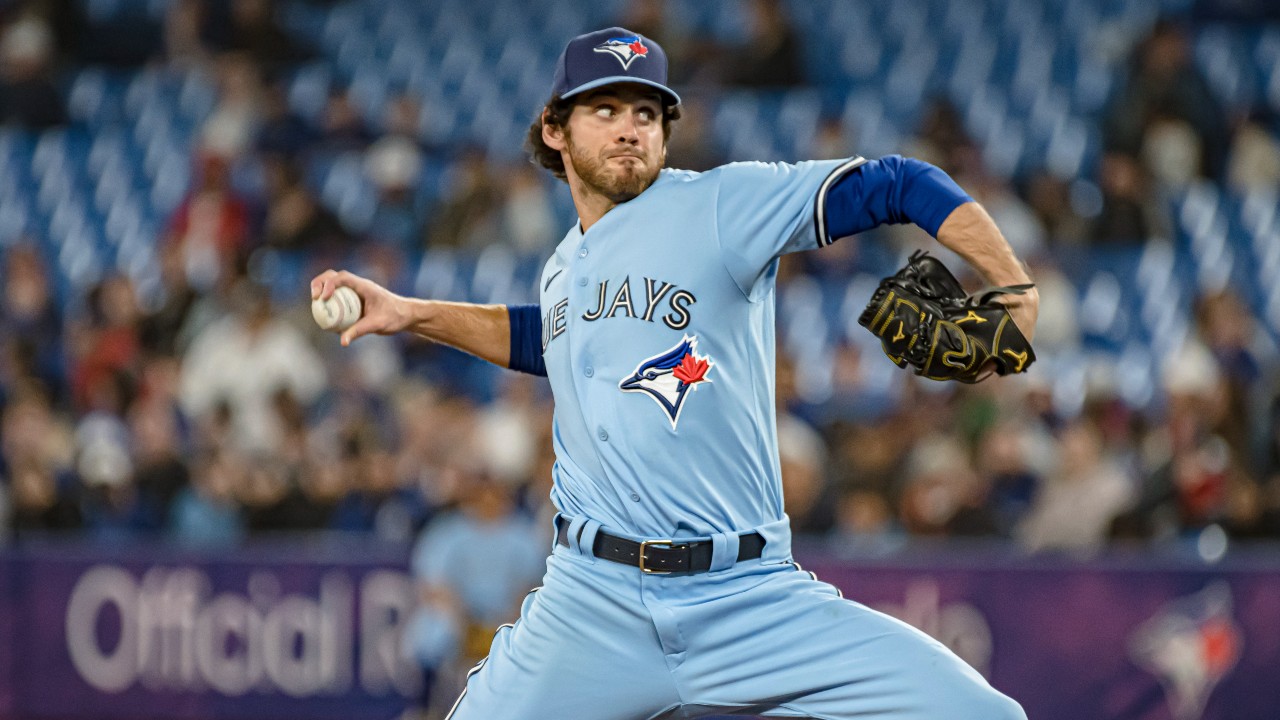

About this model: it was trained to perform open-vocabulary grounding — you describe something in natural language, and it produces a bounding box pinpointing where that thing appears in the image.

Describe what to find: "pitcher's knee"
[968,688,1026,720]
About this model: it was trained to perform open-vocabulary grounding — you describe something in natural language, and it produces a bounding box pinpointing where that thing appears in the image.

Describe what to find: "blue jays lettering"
[541,276,697,351]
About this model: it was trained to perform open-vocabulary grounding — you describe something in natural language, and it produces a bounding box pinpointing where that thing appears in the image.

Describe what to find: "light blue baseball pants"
[445,518,1025,720]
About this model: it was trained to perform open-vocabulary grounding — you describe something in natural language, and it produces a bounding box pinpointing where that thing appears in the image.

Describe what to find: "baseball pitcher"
[312,27,1037,720]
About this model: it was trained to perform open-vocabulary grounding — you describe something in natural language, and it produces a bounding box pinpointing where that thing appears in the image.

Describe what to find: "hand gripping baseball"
[309,270,410,346]
[857,251,1036,383]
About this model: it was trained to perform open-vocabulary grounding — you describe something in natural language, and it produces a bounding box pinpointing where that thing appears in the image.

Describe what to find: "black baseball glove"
[857,251,1035,383]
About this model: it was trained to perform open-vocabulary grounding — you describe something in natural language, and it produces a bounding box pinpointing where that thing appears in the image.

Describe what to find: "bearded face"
[564,129,663,203]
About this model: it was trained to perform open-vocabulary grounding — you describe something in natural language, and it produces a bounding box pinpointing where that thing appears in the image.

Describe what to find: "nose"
[616,109,641,144]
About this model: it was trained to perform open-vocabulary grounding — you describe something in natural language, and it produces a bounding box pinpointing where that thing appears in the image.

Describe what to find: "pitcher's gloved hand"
[857,251,1036,383]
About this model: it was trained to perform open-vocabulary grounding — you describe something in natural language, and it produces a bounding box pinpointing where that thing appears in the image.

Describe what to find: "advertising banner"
[3,543,418,720]
[1,544,1277,720]
[0,555,14,719]
[803,556,1280,720]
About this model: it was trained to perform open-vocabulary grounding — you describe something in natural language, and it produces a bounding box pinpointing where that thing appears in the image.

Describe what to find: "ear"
[542,110,567,151]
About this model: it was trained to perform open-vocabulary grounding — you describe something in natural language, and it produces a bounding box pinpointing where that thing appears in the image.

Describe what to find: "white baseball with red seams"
[311,286,362,332]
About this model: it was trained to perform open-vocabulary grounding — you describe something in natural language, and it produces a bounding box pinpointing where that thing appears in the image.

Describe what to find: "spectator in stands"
[391,385,476,511]
[74,406,151,538]
[128,388,191,530]
[68,275,142,413]
[318,89,374,153]
[257,81,316,158]
[810,114,856,161]
[664,102,727,171]
[1088,152,1166,245]
[237,451,294,532]
[332,438,427,542]
[138,243,201,357]
[829,487,905,557]
[178,280,326,454]
[498,163,556,256]
[0,244,63,401]
[1194,290,1264,472]
[281,451,347,530]
[898,435,1000,538]
[1104,19,1227,181]
[1114,344,1235,540]
[719,0,806,88]
[200,52,265,159]
[778,414,833,534]
[618,0,696,86]
[905,99,976,177]
[1021,170,1089,246]
[1226,109,1280,192]
[422,147,501,249]
[8,460,80,535]
[263,155,350,252]
[1141,111,1204,189]
[364,135,426,252]
[163,149,253,293]
[3,382,79,535]
[0,6,66,128]
[974,420,1041,535]
[1019,418,1134,553]
[404,453,544,716]
[169,448,245,546]
[221,0,310,74]
[164,0,214,69]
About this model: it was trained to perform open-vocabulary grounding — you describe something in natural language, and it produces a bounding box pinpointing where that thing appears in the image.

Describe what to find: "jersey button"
[584,366,594,377]
[578,248,588,258]
[629,492,641,502]
[597,428,609,441]
[577,277,587,287]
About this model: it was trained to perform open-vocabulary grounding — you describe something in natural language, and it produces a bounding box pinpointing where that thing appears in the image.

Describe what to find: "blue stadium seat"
[148,152,190,217]
[176,70,217,125]
[287,64,333,125]
[413,248,461,301]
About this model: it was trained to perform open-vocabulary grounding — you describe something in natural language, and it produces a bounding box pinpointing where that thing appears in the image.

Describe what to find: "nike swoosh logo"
[544,269,563,291]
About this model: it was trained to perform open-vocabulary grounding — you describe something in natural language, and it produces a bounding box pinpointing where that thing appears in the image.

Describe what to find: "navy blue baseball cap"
[550,27,681,107]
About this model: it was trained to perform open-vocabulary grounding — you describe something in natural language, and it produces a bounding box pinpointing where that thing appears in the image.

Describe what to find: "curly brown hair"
[525,94,681,182]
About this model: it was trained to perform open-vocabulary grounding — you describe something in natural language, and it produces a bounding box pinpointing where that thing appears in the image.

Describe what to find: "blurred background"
[0,0,1278,719]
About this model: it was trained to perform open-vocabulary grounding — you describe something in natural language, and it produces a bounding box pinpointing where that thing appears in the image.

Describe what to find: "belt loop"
[550,513,566,553]
[708,531,739,572]
[579,519,603,562]
[566,516,589,555]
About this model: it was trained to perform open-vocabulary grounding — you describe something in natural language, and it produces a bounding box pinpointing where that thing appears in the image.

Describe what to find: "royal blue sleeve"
[506,304,547,377]
[820,155,973,244]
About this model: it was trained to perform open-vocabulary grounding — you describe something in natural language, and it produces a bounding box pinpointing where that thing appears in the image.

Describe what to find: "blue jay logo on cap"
[619,335,713,430]
[594,35,649,70]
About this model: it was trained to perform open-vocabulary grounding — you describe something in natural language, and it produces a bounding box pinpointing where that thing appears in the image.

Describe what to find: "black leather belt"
[556,520,766,574]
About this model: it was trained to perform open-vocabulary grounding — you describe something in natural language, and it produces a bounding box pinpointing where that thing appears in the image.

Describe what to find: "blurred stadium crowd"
[1,0,1279,569]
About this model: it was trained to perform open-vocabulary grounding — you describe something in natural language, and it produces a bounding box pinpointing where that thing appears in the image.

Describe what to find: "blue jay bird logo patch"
[594,35,649,70]
[620,335,713,430]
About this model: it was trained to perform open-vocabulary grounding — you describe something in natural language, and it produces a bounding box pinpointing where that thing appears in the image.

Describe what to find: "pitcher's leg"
[446,549,681,720]
[677,564,1024,720]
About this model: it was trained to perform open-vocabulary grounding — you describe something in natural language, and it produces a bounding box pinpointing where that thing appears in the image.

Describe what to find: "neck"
[569,175,618,233]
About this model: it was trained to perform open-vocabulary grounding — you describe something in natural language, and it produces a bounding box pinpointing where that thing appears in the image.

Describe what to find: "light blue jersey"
[449,161,1023,720]
[538,158,865,538]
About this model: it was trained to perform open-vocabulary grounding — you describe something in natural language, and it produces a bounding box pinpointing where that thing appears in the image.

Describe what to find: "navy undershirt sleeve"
[822,155,973,242]
[506,304,547,377]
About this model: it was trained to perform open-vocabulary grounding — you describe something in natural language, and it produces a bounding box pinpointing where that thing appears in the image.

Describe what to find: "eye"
[636,107,658,124]
[594,105,615,118]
